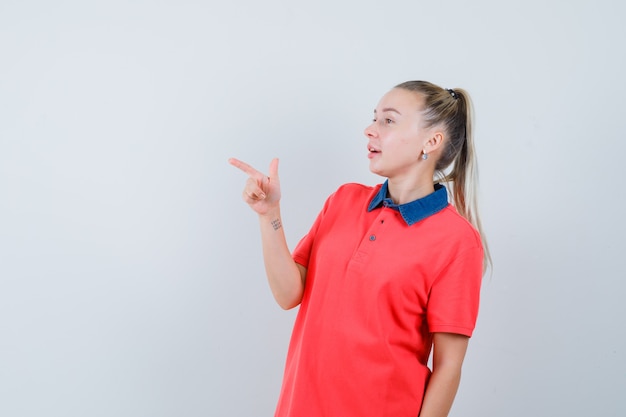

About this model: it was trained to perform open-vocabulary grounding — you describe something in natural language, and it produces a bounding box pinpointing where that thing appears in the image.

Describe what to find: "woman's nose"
[364,123,377,139]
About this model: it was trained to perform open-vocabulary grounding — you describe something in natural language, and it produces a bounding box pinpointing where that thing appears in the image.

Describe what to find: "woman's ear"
[423,131,445,154]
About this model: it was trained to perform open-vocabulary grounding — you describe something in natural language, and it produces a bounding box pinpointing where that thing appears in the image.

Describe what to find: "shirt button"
[369,235,376,241]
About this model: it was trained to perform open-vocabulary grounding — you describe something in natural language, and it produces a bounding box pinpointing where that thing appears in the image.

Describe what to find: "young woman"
[229,80,490,417]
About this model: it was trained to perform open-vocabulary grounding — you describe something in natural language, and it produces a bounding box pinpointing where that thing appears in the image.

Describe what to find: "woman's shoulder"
[331,182,381,201]
[336,182,379,194]
[318,182,381,212]
[432,204,482,248]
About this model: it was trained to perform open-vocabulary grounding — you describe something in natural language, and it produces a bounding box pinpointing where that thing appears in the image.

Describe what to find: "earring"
[421,151,428,160]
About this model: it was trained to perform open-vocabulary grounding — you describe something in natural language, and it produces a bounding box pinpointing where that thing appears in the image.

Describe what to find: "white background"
[1,1,624,416]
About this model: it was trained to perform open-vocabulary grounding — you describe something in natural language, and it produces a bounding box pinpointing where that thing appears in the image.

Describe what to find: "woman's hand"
[229,157,304,309]
[229,157,281,216]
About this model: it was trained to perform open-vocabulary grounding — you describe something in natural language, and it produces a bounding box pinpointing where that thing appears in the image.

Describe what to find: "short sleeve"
[292,191,336,268]
[427,245,483,337]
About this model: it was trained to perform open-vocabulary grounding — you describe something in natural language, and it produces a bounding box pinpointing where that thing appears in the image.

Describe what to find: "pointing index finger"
[228,158,263,178]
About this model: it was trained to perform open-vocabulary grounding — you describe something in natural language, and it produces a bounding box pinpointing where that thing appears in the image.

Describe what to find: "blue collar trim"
[367,180,449,226]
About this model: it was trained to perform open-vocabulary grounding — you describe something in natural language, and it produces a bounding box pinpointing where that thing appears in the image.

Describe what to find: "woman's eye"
[385,118,393,124]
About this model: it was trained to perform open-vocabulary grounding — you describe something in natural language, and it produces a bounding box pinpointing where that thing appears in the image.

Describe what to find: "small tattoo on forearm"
[271,219,282,231]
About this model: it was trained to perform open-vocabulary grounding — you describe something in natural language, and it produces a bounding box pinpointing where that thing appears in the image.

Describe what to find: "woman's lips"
[368,145,380,159]
[368,149,380,159]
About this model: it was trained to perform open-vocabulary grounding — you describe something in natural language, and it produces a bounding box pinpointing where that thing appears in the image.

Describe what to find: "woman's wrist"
[259,208,282,226]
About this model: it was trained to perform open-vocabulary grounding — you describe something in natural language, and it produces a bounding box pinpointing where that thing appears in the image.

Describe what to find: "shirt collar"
[367,180,448,226]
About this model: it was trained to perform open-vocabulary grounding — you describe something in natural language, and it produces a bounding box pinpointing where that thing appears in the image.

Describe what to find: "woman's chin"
[368,163,385,177]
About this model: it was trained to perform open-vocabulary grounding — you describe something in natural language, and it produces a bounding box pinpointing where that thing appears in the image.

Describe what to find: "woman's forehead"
[376,88,425,113]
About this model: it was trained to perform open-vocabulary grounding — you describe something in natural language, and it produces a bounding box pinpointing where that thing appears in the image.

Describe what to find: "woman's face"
[364,88,432,180]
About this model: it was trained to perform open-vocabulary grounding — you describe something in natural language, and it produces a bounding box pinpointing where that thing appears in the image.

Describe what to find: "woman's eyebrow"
[374,108,402,115]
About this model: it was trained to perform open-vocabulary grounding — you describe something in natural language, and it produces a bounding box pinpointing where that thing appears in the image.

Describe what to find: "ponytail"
[395,81,492,273]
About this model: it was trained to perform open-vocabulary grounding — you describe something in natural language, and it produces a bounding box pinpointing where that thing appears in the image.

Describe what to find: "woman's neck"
[386,177,435,205]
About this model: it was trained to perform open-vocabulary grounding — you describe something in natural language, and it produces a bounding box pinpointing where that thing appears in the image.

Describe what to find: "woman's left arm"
[418,333,470,417]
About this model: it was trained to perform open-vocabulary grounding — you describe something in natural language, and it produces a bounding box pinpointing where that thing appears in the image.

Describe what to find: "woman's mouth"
[368,146,380,159]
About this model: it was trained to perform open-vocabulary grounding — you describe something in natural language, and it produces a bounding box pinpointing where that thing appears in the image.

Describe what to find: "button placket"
[367,208,390,244]
[347,210,388,273]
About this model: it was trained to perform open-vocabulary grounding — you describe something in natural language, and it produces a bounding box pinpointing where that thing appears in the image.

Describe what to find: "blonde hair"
[395,80,492,272]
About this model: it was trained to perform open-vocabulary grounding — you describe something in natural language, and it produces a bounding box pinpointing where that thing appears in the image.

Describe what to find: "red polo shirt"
[275,182,483,417]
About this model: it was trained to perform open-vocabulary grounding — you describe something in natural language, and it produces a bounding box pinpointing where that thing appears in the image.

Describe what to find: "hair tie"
[446,88,458,100]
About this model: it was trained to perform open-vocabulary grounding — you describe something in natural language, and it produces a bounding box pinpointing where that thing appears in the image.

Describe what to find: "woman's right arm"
[229,157,306,309]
